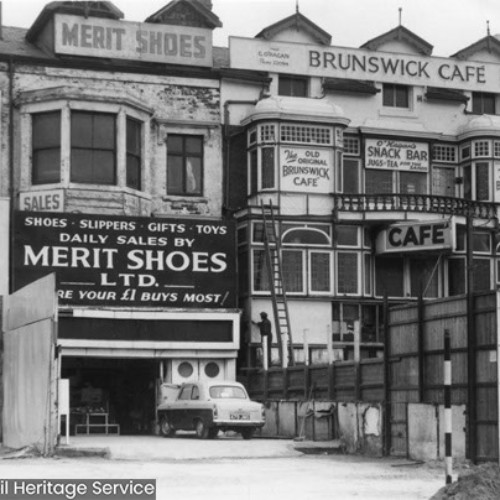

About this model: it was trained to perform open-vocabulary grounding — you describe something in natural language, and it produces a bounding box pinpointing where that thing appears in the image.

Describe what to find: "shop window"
[375,257,404,297]
[365,169,392,194]
[204,362,220,378]
[342,158,360,193]
[343,136,360,156]
[32,111,61,184]
[432,166,455,197]
[448,258,465,296]
[337,252,359,294]
[278,74,308,97]
[282,249,305,293]
[399,172,427,194]
[473,232,491,253]
[409,257,439,297]
[332,303,384,345]
[382,84,409,108]
[472,92,496,115]
[167,135,203,196]
[126,117,142,190]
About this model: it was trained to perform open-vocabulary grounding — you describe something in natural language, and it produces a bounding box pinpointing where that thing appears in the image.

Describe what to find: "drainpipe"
[222,100,258,214]
[8,56,14,293]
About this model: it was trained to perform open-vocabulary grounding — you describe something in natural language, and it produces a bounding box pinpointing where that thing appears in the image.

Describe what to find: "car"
[157,380,265,440]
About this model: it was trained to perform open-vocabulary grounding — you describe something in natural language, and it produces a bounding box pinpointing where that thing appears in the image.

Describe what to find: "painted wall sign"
[55,14,213,67]
[14,212,236,308]
[19,189,65,212]
[376,220,453,254]
[229,37,500,92]
[280,146,334,193]
[365,139,429,172]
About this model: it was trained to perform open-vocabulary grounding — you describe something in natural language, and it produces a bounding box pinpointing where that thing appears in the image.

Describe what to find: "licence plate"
[230,412,250,420]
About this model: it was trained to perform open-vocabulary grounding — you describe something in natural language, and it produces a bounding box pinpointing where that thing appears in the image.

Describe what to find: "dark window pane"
[185,157,202,194]
[167,135,183,153]
[448,258,465,296]
[71,113,93,148]
[126,118,141,155]
[283,229,329,245]
[311,252,330,292]
[250,150,258,194]
[337,252,358,294]
[282,250,303,292]
[343,158,359,193]
[186,137,203,154]
[253,249,270,292]
[93,151,115,184]
[400,172,427,194]
[127,155,141,190]
[93,114,115,149]
[70,149,92,183]
[33,112,60,148]
[337,226,358,246]
[410,258,438,298]
[463,166,472,199]
[167,156,184,194]
[261,147,275,189]
[126,118,141,190]
[472,92,496,114]
[383,84,409,108]
[33,150,61,184]
[396,85,409,107]
[473,259,491,292]
[382,85,393,107]
[365,170,392,194]
[476,162,489,200]
[375,257,404,297]
[473,232,491,252]
[279,75,308,97]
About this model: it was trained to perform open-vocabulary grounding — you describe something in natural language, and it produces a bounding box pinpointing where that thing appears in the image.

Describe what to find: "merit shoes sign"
[55,14,213,67]
[229,37,500,92]
[14,212,236,308]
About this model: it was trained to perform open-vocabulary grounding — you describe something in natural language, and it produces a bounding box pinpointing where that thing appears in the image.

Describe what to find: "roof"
[0,26,54,60]
[361,25,433,56]
[255,12,331,46]
[26,1,124,43]
[451,35,500,60]
[145,0,222,29]
[323,78,380,95]
[425,87,469,104]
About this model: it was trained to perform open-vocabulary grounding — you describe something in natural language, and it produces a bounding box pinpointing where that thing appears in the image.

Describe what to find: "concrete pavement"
[56,433,304,461]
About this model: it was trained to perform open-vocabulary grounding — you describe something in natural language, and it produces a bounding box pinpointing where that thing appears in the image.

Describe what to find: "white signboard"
[229,37,500,92]
[376,220,453,254]
[55,14,213,67]
[280,146,333,193]
[19,189,64,212]
[365,139,429,172]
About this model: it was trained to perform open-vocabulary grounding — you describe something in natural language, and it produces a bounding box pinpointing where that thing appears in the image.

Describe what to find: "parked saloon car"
[157,381,265,439]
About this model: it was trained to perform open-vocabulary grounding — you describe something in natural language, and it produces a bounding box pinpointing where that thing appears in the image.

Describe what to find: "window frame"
[278,74,309,97]
[382,83,410,108]
[166,134,204,197]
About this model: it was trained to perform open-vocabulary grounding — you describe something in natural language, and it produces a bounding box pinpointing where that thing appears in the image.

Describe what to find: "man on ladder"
[253,312,273,369]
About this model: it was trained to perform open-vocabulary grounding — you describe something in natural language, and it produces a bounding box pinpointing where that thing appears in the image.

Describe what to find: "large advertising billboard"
[14,212,236,308]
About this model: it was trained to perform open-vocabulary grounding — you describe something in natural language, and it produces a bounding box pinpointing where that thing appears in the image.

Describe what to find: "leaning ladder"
[260,201,295,367]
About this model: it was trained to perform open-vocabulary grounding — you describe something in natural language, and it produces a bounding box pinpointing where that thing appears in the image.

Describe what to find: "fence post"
[283,367,289,400]
[417,292,425,402]
[354,320,361,400]
[444,329,453,485]
[383,293,392,456]
[326,324,335,400]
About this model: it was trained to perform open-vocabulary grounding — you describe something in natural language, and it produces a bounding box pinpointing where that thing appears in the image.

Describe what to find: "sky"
[2,0,500,57]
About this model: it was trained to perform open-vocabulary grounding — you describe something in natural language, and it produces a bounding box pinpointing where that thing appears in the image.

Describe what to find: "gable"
[361,25,433,56]
[452,36,500,63]
[145,0,222,29]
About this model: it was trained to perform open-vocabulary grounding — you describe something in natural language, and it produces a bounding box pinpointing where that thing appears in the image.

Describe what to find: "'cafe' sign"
[376,220,454,254]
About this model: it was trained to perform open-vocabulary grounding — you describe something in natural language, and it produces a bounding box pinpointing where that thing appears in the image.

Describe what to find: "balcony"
[333,194,498,220]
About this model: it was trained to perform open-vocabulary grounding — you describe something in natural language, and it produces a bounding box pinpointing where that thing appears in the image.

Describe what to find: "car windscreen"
[209,386,247,399]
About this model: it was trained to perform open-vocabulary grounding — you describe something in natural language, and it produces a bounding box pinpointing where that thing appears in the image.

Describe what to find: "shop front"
[13,211,239,435]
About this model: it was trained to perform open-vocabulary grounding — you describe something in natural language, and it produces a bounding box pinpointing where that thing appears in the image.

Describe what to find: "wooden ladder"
[260,201,295,367]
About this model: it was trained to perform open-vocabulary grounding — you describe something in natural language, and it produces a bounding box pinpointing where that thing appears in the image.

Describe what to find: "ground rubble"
[430,462,500,499]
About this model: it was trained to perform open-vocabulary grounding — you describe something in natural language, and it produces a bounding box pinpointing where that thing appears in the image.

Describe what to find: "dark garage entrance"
[61,357,158,435]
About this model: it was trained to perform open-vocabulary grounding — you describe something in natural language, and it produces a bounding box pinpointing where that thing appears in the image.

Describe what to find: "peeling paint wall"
[3,65,223,217]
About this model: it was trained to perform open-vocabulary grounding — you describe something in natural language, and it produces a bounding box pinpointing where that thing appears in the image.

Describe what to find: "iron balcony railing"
[333,193,498,219]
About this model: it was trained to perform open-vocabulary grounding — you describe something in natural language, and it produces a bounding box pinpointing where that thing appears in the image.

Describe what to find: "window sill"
[378,107,418,119]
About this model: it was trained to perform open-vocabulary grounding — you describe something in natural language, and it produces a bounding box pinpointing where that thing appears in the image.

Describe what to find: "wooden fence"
[241,291,499,463]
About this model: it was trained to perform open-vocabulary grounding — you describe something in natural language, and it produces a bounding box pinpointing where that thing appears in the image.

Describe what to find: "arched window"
[282,228,330,246]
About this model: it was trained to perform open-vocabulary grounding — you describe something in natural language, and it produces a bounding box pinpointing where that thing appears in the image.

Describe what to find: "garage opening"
[61,357,158,436]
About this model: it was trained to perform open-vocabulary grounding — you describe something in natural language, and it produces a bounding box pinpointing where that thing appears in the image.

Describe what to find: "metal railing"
[333,194,498,219]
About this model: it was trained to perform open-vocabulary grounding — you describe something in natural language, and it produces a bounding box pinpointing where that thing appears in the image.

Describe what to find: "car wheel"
[159,416,175,437]
[208,428,219,439]
[195,419,210,439]
[241,427,255,440]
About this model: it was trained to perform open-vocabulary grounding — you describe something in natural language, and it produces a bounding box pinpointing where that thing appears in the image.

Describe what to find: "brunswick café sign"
[230,37,498,92]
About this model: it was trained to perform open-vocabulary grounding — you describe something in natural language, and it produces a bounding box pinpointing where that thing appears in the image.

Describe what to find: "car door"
[172,384,193,429]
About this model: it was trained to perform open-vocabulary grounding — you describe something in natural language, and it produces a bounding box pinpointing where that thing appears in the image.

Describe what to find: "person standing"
[253,312,272,368]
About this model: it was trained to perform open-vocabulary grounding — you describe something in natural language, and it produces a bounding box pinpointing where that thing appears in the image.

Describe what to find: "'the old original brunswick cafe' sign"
[14,212,236,308]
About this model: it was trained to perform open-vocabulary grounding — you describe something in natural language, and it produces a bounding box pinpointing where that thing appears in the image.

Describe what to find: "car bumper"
[213,420,265,428]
